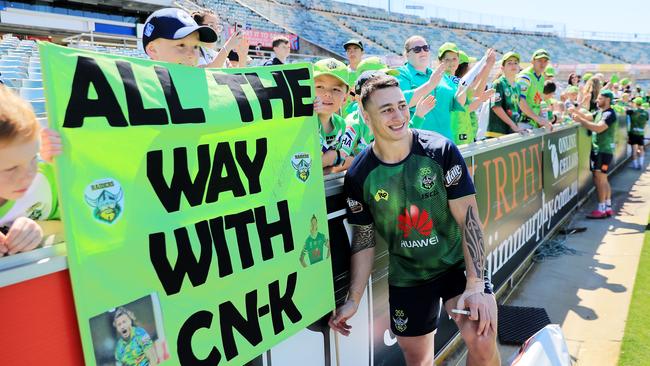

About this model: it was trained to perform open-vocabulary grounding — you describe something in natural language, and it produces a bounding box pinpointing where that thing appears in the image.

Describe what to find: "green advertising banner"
[542,126,579,230]
[39,42,334,366]
[471,135,545,286]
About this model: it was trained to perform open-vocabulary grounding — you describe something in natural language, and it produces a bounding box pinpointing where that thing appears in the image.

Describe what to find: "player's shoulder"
[346,144,380,183]
[412,129,457,162]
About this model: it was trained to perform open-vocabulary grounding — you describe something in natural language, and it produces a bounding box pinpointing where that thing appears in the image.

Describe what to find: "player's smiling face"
[362,86,410,142]
[114,314,133,340]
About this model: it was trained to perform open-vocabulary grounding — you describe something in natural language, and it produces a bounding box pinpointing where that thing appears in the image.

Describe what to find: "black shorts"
[389,266,466,337]
[590,151,613,173]
[628,134,644,146]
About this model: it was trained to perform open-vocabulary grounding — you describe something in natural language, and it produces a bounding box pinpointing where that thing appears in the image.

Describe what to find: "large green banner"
[40,42,334,366]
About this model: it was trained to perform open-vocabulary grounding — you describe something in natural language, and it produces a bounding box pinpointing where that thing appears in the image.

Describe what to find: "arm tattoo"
[464,206,485,277]
[351,224,375,254]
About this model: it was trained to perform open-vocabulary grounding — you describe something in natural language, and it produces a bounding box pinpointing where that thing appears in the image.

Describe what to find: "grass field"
[618,215,650,365]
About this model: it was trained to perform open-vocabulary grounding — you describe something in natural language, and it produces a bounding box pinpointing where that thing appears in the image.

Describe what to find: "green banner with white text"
[39,42,334,366]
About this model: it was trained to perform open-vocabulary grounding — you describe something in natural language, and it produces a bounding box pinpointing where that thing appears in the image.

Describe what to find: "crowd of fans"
[1,5,649,256]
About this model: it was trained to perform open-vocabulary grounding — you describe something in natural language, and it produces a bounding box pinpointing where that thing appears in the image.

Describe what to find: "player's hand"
[455,283,497,336]
[328,298,358,336]
[415,95,436,118]
[40,128,62,163]
[4,217,43,255]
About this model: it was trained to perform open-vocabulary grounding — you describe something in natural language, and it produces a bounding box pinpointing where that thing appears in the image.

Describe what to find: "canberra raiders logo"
[84,178,124,224]
[418,167,435,191]
[291,152,312,182]
[393,309,408,333]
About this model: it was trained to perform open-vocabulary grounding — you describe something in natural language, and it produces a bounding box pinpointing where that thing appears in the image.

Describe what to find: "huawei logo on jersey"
[398,205,433,238]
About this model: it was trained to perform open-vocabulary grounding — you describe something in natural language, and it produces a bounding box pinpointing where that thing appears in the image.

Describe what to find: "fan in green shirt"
[516,49,552,129]
[626,97,649,169]
[395,37,465,140]
[487,52,525,138]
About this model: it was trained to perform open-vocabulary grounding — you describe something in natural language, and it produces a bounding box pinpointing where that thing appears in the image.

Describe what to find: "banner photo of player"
[89,293,169,366]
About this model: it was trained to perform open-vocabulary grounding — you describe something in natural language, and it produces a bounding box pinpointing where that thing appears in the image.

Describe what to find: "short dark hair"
[360,74,400,109]
[191,9,216,25]
[272,37,290,48]
[543,80,556,95]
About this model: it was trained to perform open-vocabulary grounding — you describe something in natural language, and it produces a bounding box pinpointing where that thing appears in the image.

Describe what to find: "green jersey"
[0,162,59,230]
[303,232,328,264]
[344,129,475,287]
[451,90,475,145]
[627,108,648,136]
[488,75,522,136]
[592,108,618,154]
[319,114,349,153]
[517,66,545,127]
[344,109,374,156]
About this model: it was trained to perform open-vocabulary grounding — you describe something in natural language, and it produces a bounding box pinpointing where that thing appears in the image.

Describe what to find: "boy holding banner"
[0,85,61,255]
[330,73,500,365]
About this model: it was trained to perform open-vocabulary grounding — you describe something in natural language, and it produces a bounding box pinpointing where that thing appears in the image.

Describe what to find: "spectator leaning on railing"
[0,84,63,256]
[516,49,552,129]
[487,52,526,138]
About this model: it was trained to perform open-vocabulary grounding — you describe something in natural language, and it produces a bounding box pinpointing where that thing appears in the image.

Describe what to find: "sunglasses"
[408,45,430,54]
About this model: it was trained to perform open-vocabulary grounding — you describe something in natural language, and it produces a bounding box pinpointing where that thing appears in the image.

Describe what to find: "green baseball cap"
[599,90,614,100]
[544,65,556,77]
[458,50,477,64]
[610,73,619,84]
[343,39,364,51]
[582,72,593,81]
[313,58,350,87]
[642,102,650,108]
[438,42,459,59]
[355,56,399,76]
[566,86,579,94]
[620,78,631,86]
[633,97,644,105]
[532,49,551,60]
[500,51,520,65]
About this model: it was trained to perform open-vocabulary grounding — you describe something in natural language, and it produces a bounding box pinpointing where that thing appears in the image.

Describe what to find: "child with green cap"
[487,52,526,138]
[626,97,648,170]
[451,49,496,145]
[313,58,354,174]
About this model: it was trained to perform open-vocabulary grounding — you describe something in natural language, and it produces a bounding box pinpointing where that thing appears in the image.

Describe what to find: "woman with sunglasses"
[395,36,468,140]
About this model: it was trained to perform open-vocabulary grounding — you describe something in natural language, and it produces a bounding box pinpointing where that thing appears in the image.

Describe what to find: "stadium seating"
[584,40,650,64]
[197,0,287,34]
[235,0,390,56]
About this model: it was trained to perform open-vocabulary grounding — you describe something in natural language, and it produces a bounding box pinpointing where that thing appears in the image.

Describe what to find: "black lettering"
[209,216,233,278]
[224,210,255,270]
[147,145,211,213]
[116,61,168,125]
[178,311,222,366]
[234,138,267,195]
[213,73,254,122]
[154,66,206,124]
[149,220,213,295]
[205,142,246,203]
[63,56,127,128]
[219,290,263,361]
[283,68,313,117]
[245,72,292,120]
[255,200,294,261]
[268,272,302,335]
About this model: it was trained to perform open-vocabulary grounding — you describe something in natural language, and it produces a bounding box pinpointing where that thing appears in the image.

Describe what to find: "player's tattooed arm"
[464,205,485,279]
[351,224,375,254]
